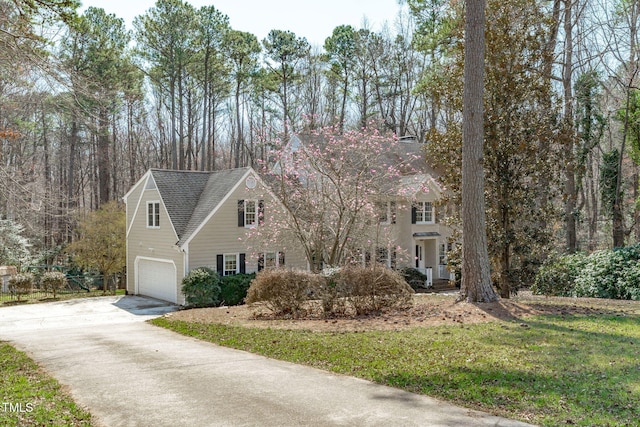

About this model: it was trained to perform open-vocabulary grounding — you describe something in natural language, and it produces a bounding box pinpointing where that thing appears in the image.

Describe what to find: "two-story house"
[124,167,306,304]
[124,135,452,303]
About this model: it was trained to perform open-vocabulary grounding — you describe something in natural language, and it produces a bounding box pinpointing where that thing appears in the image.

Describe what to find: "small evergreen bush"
[41,271,67,298]
[339,264,414,315]
[400,267,429,290]
[246,269,323,316]
[181,267,221,307]
[532,252,588,297]
[220,273,255,306]
[8,273,34,300]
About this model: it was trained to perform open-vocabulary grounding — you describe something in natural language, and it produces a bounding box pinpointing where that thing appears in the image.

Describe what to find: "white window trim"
[262,251,283,269]
[416,201,435,224]
[378,201,396,225]
[375,246,397,269]
[439,243,447,266]
[223,253,240,276]
[147,201,160,228]
[244,199,258,228]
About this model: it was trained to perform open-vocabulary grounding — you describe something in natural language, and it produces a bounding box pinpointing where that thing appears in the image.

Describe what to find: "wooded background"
[2,0,640,275]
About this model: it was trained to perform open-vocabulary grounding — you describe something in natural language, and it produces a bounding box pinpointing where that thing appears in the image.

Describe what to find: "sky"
[78,0,407,47]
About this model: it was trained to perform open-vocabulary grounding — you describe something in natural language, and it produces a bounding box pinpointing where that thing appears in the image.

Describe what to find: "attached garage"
[136,258,178,304]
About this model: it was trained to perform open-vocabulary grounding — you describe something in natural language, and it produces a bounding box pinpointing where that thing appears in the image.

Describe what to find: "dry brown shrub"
[246,269,324,317]
[338,264,414,315]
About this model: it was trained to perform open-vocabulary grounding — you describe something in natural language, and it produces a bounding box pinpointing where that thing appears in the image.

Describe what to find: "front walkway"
[0,296,534,427]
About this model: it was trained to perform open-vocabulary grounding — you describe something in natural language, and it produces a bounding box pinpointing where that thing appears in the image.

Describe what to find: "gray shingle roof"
[150,168,250,246]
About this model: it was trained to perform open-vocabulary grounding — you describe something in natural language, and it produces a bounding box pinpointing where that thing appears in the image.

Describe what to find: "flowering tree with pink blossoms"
[249,123,423,272]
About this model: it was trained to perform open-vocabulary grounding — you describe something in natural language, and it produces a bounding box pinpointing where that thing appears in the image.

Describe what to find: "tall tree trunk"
[460,0,497,303]
[283,64,289,142]
[200,50,209,171]
[170,79,178,170]
[42,108,50,249]
[235,80,242,168]
[97,106,111,206]
[127,100,136,186]
[68,115,77,208]
[563,0,577,253]
[178,73,185,170]
[339,72,348,133]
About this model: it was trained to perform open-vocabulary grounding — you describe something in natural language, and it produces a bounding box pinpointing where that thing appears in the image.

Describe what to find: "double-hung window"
[414,201,434,224]
[377,201,397,224]
[258,251,285,271]
[238,199,263,228]
[224,254,238,276]
[244,200,257,227]
[147,202,160,228]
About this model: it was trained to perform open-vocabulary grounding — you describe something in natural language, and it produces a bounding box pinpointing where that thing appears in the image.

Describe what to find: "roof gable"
[142,168,253,247]
[178,168,250,246]
[149,169,215,242]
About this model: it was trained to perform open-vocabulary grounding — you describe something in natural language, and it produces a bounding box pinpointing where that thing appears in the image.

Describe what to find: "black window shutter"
[415,245,419,268]
[258,200,264,225]
[279,252,285,266]
[238,200,245,227]
[258,253,264,271]
[216,254,224,275]
[239,253,246,274]
[411,205,417,224]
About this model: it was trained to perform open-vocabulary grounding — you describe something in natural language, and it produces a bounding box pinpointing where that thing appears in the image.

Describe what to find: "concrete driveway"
[0,296,535,427]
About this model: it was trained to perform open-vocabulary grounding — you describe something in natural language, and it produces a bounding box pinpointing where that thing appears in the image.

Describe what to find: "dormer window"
[147,202,160,228]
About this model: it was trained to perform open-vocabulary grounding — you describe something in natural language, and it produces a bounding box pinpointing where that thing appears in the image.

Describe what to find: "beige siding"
[187,177,307,273]
[124,177,146,227]
[383,195,452,278]
[126,188,185,304]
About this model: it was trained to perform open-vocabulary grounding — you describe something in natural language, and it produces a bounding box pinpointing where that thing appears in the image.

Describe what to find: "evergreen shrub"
[531,252,588,297]
[400,267,429,290]
[573,245,640,300]
[220,273,255,306]
[182,267,221,307]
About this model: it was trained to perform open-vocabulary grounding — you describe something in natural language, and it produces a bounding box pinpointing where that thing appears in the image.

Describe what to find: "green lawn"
[0,342,94,426]
[152,306,640,427]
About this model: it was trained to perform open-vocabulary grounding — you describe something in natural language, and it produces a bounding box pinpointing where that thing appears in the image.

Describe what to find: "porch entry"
[414,235,452,282]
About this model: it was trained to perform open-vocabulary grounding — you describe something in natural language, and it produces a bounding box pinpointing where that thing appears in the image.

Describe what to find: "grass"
[152,308,640,427]
[0,342,94,426]
[1,289,126,306]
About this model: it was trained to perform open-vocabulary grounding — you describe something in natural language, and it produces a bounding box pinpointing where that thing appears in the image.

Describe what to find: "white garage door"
[136,258,177,303]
